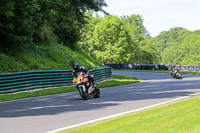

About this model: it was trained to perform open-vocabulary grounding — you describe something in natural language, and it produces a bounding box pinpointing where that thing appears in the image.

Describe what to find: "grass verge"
[181,71,200,75]
[0,44,102,73]
[0,75,141,102]
[57,95,200,133]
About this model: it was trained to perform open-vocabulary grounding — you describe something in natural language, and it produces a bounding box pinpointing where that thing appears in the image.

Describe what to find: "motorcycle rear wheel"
[94,85,100,98]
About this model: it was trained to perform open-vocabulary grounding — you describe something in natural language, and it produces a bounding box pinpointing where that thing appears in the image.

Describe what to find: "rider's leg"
[88,74,94,87]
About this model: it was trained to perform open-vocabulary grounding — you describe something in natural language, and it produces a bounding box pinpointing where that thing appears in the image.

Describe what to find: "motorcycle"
[170,69,182,79]
[72,72,100,100]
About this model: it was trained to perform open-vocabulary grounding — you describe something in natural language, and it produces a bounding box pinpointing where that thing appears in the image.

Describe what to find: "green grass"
[57,95,200,133]
[0,44,102,73]
[0,75,141,102]
[181,71,200,75]
[96,75,141,88]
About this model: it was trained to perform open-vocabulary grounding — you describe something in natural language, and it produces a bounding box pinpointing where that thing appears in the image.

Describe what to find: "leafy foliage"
[0,0,107,73]
[179,34,200,65]
[78,16,200,65]
[0,0,107,49]
[152,27,200,65]
[78,13,157,64]
[0,0,41,48]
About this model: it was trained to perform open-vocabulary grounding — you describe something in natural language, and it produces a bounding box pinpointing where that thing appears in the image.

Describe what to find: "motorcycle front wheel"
[78,86,88,100]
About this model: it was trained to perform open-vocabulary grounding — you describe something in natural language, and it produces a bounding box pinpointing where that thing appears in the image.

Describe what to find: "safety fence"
[105,63,200,71]
[0,67,112,94]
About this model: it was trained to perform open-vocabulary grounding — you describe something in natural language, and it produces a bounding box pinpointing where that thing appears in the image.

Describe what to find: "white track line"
[47,92,200,133]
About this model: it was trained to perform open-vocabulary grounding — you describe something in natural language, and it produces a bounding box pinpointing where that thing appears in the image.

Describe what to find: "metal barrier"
[105,63,200,71]
[0,67,112,94]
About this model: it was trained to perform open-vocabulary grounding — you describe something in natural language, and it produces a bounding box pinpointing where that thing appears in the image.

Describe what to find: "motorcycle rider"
[170,67,180,79]
[72,63,95,91]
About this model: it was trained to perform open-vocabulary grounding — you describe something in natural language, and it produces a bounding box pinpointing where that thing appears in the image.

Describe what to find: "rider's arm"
[72,70,76,76]
[80,66,88,73]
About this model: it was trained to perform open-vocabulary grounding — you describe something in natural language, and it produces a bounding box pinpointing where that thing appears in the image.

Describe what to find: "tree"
[151,27,192,64]
[194,30,200,35]
[37,0,107,48]
[78,11,102,50]
[121,15,151,62]
[179,34,200,65]
[152,27,200,65]
[0,0,41,48]
[79,14,155,64]
[0,0,107,49]
[137,38,159,64]
[89,15,133,64]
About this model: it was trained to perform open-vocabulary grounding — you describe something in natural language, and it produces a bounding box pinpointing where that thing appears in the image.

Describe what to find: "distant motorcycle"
[72,72,100,100]
[170,69,182,79]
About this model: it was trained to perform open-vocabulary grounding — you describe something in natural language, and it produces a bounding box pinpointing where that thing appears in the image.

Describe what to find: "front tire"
[94,85,100,98]
[78,86,88,100]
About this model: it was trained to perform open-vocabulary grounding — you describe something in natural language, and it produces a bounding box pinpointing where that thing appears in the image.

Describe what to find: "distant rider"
[72,63,95,89]
[170,67,180,78]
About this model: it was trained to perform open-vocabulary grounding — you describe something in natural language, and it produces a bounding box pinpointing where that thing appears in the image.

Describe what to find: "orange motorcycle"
[73,72,100,100]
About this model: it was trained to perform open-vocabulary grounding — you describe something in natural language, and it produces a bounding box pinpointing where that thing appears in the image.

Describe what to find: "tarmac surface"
[1,71,200,133]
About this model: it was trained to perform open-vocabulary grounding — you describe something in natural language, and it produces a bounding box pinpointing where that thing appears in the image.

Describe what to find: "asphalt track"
[1,71,200,133]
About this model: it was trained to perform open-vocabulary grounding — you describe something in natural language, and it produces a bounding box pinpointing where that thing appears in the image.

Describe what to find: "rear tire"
[78,86,88,100]
[94,85,100,98]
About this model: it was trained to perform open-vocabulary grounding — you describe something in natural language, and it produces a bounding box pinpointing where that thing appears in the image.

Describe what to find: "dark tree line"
[0,0,107,49]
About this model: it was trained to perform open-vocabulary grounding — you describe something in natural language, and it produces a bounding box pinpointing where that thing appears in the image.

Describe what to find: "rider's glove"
[85,73,88,78]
